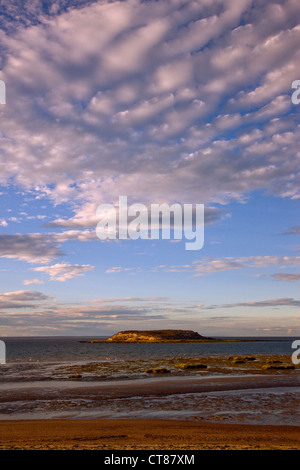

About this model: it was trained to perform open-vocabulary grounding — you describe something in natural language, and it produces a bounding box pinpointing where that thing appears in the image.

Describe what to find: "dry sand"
[0,418,300,450]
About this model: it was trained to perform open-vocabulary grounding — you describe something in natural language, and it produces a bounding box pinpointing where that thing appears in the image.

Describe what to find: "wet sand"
[0,418,300,450]
[1,354,299,450]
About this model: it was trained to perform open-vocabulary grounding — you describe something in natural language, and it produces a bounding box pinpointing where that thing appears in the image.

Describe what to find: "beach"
[1,418,300,450]
[1,372,300,450]
[1,338,299,450]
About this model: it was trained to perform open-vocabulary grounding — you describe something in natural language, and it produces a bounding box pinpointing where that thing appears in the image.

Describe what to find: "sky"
[0,0,299,337]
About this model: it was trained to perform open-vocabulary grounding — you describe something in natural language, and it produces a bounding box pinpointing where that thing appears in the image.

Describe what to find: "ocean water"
[1,336,297,360]
[3,335,298,360]
[0,335,297,382]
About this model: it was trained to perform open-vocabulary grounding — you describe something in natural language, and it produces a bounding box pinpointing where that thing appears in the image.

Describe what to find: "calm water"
[0,336,297,382]
[2,336,297,362]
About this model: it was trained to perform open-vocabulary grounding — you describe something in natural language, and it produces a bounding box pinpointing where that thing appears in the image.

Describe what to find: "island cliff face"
[106,329,209,342]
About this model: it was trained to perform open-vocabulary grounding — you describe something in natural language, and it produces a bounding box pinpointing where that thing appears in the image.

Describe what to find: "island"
[80,329,217,343]
[79,329,263,343]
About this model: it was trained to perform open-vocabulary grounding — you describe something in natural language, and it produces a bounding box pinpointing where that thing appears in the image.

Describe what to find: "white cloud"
[23,279,45,286]
[0,0,299,213]
[33,262,95,282]
[106,266,135,274]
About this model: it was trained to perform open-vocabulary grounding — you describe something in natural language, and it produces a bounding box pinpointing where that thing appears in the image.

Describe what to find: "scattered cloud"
[90,297,169,304]
[0,296,169,334]
[0,230,96,264]
[0,290,53,309]
[216,298,300,309]
[284,226,300,235]
[0,234,63,263]
[0,0,299,214]
[106,266,135,274]
[0,0,299,335]
[272,273,300,282]
[33,262,95,282]
[108,256,300,277]
[23,279,45,286]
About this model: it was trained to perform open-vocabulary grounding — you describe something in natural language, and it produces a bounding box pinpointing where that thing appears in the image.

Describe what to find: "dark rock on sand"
[175,363,207,370]
[145,368,170,374]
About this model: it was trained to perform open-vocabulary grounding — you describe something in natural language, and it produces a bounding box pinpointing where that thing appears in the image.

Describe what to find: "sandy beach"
[0,418,300,450]
[0,371,300,450]
[1,345,299,450]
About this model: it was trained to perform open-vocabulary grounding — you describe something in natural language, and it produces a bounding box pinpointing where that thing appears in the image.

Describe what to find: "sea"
[0,336,298,382]
[0,336,299,424]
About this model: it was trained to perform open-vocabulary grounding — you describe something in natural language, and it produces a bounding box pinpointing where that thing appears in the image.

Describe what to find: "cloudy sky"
[0,0,299,337]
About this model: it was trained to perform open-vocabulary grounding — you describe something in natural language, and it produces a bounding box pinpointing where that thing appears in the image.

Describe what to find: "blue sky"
[0,0,299,336]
